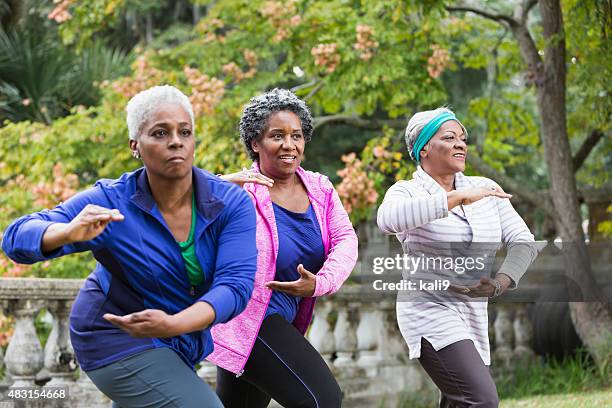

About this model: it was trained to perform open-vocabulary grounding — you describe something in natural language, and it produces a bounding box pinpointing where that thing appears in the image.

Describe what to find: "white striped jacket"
[377,166,537,364]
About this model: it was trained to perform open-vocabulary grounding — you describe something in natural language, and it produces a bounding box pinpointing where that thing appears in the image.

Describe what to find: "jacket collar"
[130,167,225,222]
[413,165,471,195]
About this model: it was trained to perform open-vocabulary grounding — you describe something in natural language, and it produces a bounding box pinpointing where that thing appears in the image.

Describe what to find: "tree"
[445,0,611,367]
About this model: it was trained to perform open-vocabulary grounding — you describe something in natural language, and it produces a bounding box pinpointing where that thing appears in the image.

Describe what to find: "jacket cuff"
[313,274,330,297]
[199,285,236,325]
[15,220,60,262]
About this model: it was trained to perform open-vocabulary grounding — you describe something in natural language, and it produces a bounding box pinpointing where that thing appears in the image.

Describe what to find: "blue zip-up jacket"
[1,167,257,371]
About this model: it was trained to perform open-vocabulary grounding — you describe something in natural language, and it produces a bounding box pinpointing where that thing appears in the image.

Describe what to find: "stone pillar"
[307,301,334,365]
[333,301,357,371]
[44,300,78,387]
[356,305,382,376]
[493,305,514,369]
[513,304,534,359]
[4,299,44,388]
[197,361,217,386]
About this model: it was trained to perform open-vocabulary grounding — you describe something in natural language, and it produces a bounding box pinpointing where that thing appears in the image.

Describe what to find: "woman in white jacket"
[377,107,538,408]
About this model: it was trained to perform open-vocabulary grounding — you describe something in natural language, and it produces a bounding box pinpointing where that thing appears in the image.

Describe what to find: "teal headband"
[412,111,457,162]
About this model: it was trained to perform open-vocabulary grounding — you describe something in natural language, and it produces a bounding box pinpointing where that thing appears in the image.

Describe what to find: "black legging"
[216,313,342,408]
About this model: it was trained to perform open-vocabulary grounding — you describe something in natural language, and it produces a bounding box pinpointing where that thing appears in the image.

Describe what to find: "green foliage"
[56,0,126,49]
[0,10,130,124]
[496,351,611,399]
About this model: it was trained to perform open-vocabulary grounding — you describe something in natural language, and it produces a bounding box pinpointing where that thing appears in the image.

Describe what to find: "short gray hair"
[126,85,195,140]
[239,88,313,161]
[404,107,467,161]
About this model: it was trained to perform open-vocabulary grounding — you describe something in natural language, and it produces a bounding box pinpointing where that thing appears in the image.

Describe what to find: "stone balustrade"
[0,277,536,407]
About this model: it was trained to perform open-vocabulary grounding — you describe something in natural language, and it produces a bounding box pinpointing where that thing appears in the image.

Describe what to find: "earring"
[132,151,141,159]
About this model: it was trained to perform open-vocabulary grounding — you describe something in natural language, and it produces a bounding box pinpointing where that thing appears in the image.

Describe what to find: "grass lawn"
[501,389,612,408]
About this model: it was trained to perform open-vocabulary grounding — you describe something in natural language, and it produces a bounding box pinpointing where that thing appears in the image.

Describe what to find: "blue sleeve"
[1,185,114,264]
[199,190,257,325]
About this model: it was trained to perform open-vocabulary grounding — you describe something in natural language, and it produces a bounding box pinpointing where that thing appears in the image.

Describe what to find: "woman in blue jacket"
[1,85,257,408]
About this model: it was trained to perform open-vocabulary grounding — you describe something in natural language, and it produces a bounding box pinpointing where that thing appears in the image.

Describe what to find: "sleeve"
[1,185,113,264]
[376,181,448,235]
[312,186,359,297]
[495,197,539,289]
[199,190,257,325]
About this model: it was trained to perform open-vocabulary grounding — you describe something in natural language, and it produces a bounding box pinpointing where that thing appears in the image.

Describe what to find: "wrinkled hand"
[266,264,316,297]
[461,185,512,205]
[220,168,274,188]
[65,204,124,243]
[449,274,511,298]
[103,309,178,338]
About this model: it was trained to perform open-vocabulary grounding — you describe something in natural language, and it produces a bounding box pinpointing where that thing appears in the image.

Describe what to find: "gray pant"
[418,338,499,408]
[86,347,223,408]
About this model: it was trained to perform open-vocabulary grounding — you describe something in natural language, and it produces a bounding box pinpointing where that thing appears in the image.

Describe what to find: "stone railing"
[0,278,109,408]
[0,278,536,408]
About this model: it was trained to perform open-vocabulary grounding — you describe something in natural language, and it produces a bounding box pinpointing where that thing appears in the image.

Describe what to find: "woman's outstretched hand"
[104,309,178,338]
[65,205,124,242]
[42,205,124,252]
[219,168,274,188]
[266,264,316,297]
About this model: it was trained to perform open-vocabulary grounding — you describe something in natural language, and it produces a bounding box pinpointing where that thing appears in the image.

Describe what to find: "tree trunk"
[536,0,612,367]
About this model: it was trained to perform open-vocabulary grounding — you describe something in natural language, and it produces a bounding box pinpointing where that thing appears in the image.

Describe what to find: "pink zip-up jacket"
[206,163,358,374]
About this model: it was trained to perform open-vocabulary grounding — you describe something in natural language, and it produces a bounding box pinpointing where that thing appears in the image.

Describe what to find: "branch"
[578,185,612,205]
[573,130,605,171]
[469,152,611,212]
[521,0,539,23]
[290,80,318,93]
[445,5,519,27]
[313,115,406,131]
[447,3,542,80]
[467,153,555,216]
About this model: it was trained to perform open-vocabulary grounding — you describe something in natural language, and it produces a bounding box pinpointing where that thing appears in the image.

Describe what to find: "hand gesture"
[266,264,316,297]
[64,204,124,243]
[449,274,511,299]
[103,309,177,338]
[219,168,274,188]
[461,185,512,205]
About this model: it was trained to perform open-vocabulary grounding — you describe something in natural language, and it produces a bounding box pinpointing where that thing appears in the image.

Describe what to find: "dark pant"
[216,313,342,408]
[86,347,223,408]
[418,338,499,408]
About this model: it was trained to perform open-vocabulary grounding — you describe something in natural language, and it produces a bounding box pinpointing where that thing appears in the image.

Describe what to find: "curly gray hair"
[239,88,313,161]
[126,85,195,140]
[405,107,467,161]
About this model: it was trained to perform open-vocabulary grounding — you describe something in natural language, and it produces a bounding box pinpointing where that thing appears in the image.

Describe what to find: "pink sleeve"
[313,186,358,297]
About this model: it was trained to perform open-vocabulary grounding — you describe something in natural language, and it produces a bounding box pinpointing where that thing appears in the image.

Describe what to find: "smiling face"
[251,110,305,179]
[129,103,195,180]
[420,120,467,174]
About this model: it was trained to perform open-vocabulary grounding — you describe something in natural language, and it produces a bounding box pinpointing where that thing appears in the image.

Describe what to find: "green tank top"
[177,193,204,287]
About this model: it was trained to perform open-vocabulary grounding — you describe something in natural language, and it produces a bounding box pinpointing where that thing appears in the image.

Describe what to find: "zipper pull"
[190,286,196,297]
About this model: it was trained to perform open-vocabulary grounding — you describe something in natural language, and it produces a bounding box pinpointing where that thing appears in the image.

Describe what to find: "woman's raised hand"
[446,185,512,210]
[41,205,124,253]
[64,204,125,242]
[219,168,274,188]
[460,185,512,205]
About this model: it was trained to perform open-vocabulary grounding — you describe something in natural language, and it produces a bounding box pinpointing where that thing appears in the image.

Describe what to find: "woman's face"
[252,110,305,179]
[130,103,195,180]
[420,120,467,174]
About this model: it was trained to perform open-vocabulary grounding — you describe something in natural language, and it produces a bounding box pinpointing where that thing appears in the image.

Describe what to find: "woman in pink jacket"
[207,88,358,407]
